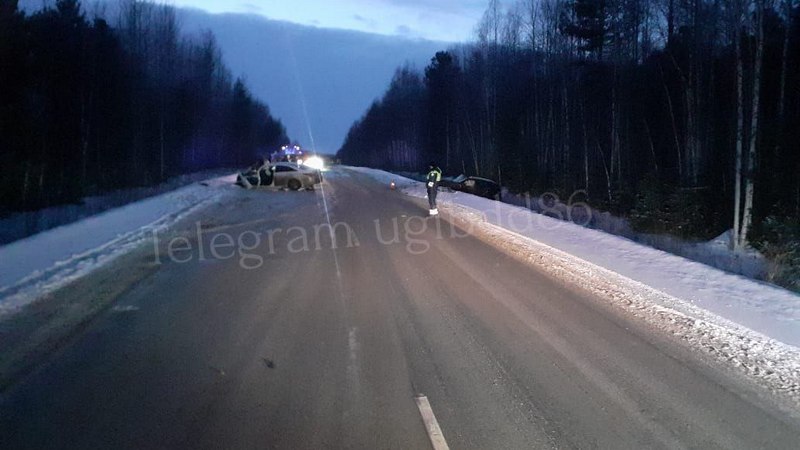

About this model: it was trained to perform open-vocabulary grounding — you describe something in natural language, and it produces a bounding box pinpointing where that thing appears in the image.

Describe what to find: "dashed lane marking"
[415,395,450,450]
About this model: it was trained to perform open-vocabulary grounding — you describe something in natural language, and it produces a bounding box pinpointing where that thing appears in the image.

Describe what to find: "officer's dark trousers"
[427,188,438,209]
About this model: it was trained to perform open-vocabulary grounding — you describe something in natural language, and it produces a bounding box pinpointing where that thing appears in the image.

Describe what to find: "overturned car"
[439,175,501,200]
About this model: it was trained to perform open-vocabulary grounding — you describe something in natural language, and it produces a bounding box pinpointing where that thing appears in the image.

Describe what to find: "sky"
[178,9,448,154]
[18,0,483,153]
[168,0,487,42]
[174,0,489,153]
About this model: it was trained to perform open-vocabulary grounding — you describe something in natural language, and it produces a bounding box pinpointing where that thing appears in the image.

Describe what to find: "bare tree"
[152,4,179,179]
[732,0,746,250]
[502,1,526,49]
[521,0,542,50]
[739,0,766,248]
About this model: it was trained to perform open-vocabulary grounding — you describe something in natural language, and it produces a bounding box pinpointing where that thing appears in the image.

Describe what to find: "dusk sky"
[178,9,448,154]
[17,0,486,151]
[168,0,487,42]
[168,1,487,153]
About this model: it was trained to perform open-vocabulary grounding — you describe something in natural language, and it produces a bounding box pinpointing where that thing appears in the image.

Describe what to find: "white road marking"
[317,177,343,285]
[348,327,359,365]
[346,327,362,398]
[111,305,140,312]
[415,395,450,450]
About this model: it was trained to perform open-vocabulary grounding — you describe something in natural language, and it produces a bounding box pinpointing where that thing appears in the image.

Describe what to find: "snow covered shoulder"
[0,174,238,316]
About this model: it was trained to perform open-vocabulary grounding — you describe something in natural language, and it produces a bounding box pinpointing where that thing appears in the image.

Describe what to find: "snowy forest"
[0,0,288,213]
[338,0,800,286]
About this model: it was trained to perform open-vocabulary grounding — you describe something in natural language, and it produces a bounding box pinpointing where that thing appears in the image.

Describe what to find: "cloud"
[352,14,378,29]
[361,0,487,15]
[240,3,263,14]
[97,0,480,42]
[349,0,485,41]
[395,25,413,37]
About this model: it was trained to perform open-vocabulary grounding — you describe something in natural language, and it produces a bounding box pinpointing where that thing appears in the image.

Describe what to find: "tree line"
[0,0,288,213]
[338,0,800,287]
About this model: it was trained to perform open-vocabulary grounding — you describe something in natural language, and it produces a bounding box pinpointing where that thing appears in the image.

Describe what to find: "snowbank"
[0,174,238,315]
[0,169,235,245]
[499,189,768,280]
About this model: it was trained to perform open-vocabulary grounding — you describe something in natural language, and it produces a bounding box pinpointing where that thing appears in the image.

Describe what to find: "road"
[1,168,799,449]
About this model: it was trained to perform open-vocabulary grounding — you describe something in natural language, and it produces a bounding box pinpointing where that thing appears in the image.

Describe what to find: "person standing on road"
[426,163,442,216]
[255,157,271,186]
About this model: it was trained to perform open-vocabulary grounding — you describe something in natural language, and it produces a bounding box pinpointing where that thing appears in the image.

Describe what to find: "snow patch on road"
[352,166,800,405]
[0,174,238,316]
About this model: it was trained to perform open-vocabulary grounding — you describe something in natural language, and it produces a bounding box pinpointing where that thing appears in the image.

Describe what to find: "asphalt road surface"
[1,168,799,449]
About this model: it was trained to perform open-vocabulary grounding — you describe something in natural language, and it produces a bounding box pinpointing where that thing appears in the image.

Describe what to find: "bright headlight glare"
[304,156,324,170]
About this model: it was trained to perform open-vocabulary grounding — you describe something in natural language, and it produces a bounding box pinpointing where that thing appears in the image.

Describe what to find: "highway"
[1,168,799,449]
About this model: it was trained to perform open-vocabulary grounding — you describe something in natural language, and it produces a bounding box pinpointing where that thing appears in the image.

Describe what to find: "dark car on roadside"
[440,175,501,200]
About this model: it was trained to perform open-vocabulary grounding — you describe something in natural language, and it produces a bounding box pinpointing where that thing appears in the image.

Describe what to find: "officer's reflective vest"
[427,168,441,187]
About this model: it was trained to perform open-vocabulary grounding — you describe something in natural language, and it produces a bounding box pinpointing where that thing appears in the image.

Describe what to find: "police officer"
[426,163,442,216]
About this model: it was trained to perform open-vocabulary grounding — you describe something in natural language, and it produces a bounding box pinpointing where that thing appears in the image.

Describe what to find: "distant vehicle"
[236,161,321,190]
[298,155,326,171]
[441,175,501,200]
[272,145,305,164]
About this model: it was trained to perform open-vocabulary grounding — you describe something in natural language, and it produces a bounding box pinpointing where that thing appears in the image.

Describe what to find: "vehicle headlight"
[303,156,325,170]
